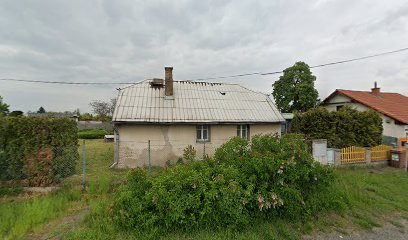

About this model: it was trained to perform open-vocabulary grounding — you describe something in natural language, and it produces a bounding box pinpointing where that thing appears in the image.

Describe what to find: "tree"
[89,98,117,120]
[37,106,46,113]
[0,96,10,117]
[272,62,319,112]
[80,113,93,121]
[9,110,24,117]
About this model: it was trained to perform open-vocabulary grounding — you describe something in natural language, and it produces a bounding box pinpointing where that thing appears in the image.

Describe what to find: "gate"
[341,146,366,163]
[371,145,392,161]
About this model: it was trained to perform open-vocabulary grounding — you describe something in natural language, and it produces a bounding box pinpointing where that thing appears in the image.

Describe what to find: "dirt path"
[26,206,89,240]
[303,219,408,240]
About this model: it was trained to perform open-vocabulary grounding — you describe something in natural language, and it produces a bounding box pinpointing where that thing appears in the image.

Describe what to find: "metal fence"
[115,138,238,171]
[0,144,84,188]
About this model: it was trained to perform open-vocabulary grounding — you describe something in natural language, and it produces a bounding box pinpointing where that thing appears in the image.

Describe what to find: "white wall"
[115,123,281,168]
[324,94,407,138]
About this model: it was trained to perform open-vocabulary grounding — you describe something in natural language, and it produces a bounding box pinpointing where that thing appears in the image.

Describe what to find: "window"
[336,105,344,111]
[196,125,210,142]
[237,124,249,140]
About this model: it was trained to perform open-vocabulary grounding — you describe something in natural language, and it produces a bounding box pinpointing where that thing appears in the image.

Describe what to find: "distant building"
[112,67,285,168]
[322,83,408,140]
[27,112,79,122]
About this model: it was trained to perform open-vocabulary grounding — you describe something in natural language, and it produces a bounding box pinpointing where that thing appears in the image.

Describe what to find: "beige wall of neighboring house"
[116,123,281,168]
[324,94,408,139]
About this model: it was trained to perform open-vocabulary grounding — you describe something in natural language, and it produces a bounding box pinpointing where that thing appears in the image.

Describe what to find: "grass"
[0,139,129,240]
[1,140,408,239]
[63,165,408,240]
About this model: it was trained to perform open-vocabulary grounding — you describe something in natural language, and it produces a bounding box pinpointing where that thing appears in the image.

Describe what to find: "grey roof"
[113,80,284,123]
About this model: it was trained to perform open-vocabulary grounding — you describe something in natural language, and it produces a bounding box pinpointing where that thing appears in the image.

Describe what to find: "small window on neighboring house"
[196,125,210,142]
[385,118,391,124]
[336,105,344,111]
[237,124,250,140]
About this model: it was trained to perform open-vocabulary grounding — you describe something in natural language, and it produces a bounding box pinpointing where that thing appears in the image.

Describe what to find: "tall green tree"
[0,96,10,117]
[272,62,319,112]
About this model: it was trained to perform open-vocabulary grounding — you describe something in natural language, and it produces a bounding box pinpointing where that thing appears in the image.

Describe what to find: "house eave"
[112,120,285,126]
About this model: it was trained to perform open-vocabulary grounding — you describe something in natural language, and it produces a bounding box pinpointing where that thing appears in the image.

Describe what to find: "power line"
[1,47,408,85]
[0,78,134,85]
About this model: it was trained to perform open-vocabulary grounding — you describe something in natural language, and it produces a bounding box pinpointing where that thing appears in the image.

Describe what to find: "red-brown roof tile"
[324,89,408,124]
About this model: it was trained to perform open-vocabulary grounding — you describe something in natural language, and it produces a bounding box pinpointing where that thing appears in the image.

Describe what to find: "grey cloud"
[1,0,408,113]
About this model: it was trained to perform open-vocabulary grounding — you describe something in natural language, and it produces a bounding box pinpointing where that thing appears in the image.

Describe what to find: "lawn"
[0,139,129,240]
[1,140,408,239]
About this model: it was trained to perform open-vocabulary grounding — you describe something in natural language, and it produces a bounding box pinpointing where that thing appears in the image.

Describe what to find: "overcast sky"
[1,0,408,113]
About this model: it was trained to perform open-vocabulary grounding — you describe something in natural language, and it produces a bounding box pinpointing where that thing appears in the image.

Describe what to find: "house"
[112,67,285,168]
[322,83,408,140]
[27,112,79,122]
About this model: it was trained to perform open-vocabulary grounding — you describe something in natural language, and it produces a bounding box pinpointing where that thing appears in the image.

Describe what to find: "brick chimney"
[165,67,173,96]
[371,81,380,95]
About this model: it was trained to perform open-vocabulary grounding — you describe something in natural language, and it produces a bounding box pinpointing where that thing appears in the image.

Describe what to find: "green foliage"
[272,62,319,112]
[80,112,93,121]
[113,134,335,237]
[37,106,46,113]
[292,106,383,148]
[78,129,106,139]
[182,145,196,162]
[0,96,10,117]
[8,110,23,117]
[0,117,79,186]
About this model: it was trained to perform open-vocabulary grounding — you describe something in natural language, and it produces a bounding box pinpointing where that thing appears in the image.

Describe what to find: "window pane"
[197,129,201,140]
[203,129,208,140]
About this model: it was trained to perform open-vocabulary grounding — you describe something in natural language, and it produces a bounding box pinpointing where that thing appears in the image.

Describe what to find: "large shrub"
[0,117,78,186]
[78,129,106,139]
[292,106,382,148]
[112,134,335,236]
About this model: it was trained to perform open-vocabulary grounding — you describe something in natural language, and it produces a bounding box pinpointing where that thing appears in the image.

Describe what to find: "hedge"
[292,106,383,148]
[112,134,337,236]
[78,129,106,139]
[0,117,79,186]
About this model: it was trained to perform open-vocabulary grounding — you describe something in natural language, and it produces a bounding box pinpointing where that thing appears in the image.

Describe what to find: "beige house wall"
[115,123,281,168]
[324,94,408,139]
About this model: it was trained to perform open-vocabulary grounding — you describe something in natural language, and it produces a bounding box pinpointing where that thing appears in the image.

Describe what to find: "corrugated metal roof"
[113,80,284,123]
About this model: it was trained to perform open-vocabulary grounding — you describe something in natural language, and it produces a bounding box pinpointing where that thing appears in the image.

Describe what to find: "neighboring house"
[77,120,112,132]
[322,83,408,140]
[112,67,284,168]
[27,112,79,121]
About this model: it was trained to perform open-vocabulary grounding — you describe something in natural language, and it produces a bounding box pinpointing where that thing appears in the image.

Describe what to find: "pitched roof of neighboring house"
[323,89,408,124]
[27,112,78,118]
[113,80,284,123]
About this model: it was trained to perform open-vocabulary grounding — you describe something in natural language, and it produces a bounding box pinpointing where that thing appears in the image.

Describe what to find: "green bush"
[112,134,335,236]
[0,117,78,186]
[182,145,196,162]
[78,129,106,139]
[292,106,382,148]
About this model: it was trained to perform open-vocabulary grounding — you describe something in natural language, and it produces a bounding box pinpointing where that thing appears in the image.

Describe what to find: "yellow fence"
[341,146,366,163]
[371,145,392,161]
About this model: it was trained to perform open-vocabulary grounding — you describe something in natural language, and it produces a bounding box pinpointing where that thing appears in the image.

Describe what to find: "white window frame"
[196,125,210,142]
[237,124,249,140]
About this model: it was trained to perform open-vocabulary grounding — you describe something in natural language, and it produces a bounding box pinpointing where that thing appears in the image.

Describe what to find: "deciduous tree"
[89,98,117,121]
[272,62,319,112]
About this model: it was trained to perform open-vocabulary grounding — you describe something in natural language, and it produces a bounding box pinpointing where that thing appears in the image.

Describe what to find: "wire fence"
[0,144,84,188]
[116,138,242,172]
